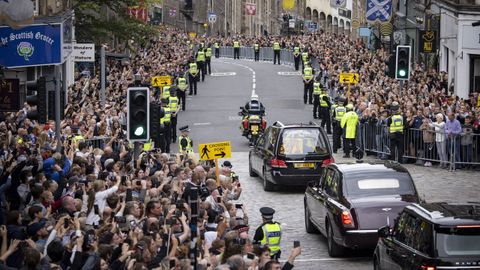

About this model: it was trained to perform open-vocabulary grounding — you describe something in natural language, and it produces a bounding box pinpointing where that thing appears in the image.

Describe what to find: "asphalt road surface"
[177,58,373,269]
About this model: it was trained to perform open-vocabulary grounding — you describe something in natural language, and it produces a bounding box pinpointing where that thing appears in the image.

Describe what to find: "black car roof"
[407,202,480,226]
[272,121,325,129]
[331,161,409,175]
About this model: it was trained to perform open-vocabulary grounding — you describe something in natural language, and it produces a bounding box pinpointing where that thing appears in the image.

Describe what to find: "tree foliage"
[74,0,162,45]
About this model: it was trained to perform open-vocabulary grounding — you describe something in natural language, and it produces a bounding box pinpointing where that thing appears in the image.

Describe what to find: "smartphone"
[94,205,99,215]
[169,259,176,268]
[63,218,69,229]
[247,253,255,260]
[216,197,221,203]
[110,211,115,219]
[121,176,126,185]
[235,204,243,209]
[114,216,126,223]
[130,220,136,229]
[294,240,300,248]
[136,180,142,186]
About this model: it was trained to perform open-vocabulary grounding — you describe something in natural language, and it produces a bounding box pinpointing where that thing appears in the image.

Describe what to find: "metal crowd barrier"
[361,123,480,170]
[83,137,112,149]
[218,46,312,66]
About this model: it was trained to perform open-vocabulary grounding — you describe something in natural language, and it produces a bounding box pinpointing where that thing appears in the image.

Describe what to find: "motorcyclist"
[240,93,266,140]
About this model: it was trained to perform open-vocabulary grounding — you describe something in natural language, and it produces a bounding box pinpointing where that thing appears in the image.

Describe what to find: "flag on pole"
[366,0,393,22]
[330,0,346,8]
[282,0,295,10]
[245,2,256,15]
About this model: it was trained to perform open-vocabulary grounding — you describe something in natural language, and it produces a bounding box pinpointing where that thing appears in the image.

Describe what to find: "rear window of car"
[436,227,480,257]
[344,172,416,197]
[278,128,329,156]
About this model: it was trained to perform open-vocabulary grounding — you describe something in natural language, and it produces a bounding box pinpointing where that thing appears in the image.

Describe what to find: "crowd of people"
[1,23,480,270]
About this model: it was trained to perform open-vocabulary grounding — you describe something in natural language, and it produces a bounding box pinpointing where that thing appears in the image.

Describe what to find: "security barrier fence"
[217,46,321,70]
[361,122,480,170]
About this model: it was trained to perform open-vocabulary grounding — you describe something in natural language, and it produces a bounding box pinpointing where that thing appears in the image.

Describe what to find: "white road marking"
[252,78,256,83]
[211,72,236,76]
[252,83,256,89]
[278,71,301,76]
[193,122,211,126]
[228,116,242,121]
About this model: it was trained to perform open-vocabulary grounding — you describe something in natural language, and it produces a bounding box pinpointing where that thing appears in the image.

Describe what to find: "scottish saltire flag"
[330,0,346,8]
[366,0,393,22]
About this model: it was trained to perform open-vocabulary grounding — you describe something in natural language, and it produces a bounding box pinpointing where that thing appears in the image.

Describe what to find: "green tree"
[74,0,161,46]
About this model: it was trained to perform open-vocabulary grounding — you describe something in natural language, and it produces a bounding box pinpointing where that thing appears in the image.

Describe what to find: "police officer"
[176,75,188,111]
[160,99,172,153]
[178,126,194,155]
[301,50,309,70]
[214,42,220,58]
[273,41,281,65]
[188,59,199,95]
[169,87,180,143]
[387,102,405,163]
[233,40,240,59]
[205,46,212,75]
[293,45,301,71]
[253,42,260,61]
[319,88,332,134]
[340,104,358,158]
[303,62,314,104]
[253,207,282,259]
[312,81,322,119]
[196,48,206,82]
[331,97,346,153]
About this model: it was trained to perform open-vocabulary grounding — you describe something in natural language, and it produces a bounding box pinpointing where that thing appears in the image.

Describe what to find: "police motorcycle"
[238,94,267,146]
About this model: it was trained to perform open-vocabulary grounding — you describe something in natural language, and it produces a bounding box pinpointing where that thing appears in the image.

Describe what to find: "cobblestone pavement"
[225,151,480,269]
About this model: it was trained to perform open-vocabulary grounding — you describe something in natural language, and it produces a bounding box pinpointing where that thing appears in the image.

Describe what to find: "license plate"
[251,125,259,132]
[294,163,314,168]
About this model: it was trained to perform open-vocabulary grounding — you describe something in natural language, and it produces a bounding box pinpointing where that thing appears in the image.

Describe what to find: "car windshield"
[278,128,329,156]
[344,172,416,197]
[436,227,480,257]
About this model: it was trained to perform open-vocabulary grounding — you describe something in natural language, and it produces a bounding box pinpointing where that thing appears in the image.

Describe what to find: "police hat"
[179,126,190,132]
[260,207,275,219]
[222,161,233,168]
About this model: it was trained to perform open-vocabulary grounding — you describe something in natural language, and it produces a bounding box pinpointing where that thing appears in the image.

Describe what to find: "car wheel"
[249,154,258,177]
[304,204,318,234]
[263,167,274,191]
[327,221,345,257]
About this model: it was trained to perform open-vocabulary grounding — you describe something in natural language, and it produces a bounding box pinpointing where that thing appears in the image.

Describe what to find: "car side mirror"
[378,225,391,238]
[239,106,244,110]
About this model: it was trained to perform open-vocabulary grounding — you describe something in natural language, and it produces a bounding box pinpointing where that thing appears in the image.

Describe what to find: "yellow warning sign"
[339,73,359,84]
[189,32,197,39]
[151,76,171,87]
[198,141,232,160]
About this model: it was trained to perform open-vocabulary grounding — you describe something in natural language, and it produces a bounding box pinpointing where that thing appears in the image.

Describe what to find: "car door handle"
[400,254,408,259]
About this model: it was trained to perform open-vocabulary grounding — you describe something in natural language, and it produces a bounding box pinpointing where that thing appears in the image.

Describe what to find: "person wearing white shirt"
[84,176,120,226]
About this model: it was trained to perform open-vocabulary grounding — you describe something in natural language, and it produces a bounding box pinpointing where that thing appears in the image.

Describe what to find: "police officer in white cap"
[253,207,282,259]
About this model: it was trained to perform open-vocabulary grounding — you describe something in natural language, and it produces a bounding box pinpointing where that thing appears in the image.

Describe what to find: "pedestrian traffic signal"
[127,87,150,142]
[26,76,47,124]
[395,45,411,80]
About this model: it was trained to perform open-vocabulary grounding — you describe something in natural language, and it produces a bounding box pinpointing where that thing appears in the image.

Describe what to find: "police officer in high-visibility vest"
[340,104,359,158]
[319,88,332,134]
[303,62,314,104]
[301,50,309,70]
[188,60,199,95]
[312,81,322,119]
[169,87,179,143]
[387,102,405,163]
[178,126,194,155]
[161,85,171,100]
[160,99,172,153]
[331,97,346,153]
[253,207,282,259]
[273,41,281,65]
[196,49,206,82]
[214,42,220,58]
[205,46,212,75]
[254,43,260,61]
[293,46,301,71]
[233,40,240,59]
[176,75,188,111]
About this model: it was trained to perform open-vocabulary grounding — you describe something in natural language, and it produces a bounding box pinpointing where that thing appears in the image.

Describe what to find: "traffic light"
[149,102,164,147]
[26,76,47,124]
[395,45,411,80]
[47,90,65,121]
[127,87,150,142]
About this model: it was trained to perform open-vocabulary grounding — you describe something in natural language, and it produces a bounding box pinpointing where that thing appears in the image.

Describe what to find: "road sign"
[208,12,217,23]
[198,141,232,161]
[151,76,171,87]
[339,73,359,84]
